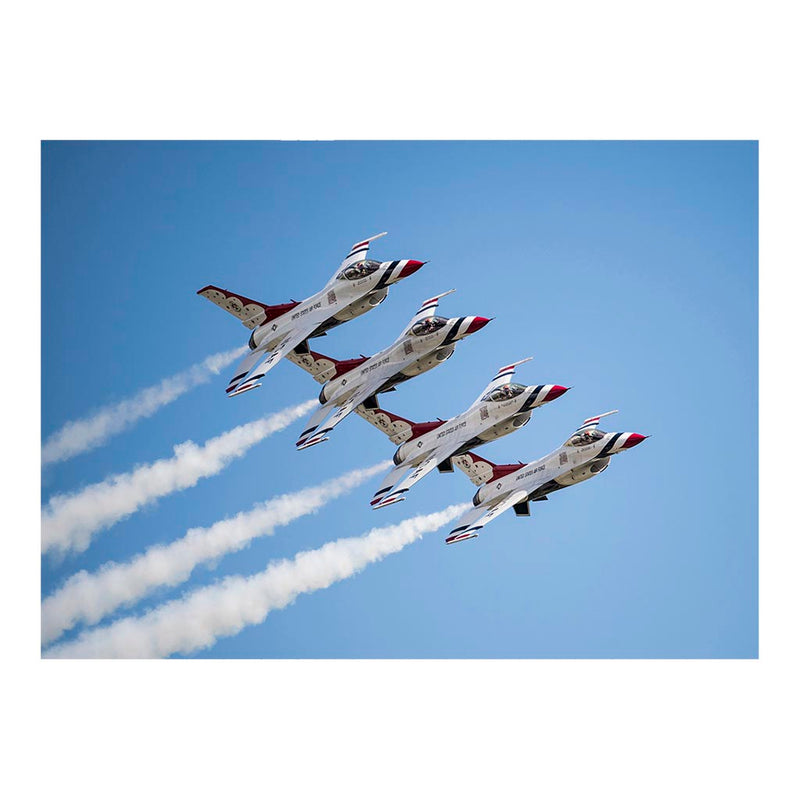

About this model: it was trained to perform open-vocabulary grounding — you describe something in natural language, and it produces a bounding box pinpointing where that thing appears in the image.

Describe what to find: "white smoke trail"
[42,461,392,644]
[41,399,318,557]
[42,345,248,466]
[44,504,470,658]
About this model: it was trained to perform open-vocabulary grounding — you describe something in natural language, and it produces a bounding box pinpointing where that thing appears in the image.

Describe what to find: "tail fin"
[353,396,445,445]
[286,342,368,386]
[197,285,300,330]
[451,451,526,487]
[564,410,619,445]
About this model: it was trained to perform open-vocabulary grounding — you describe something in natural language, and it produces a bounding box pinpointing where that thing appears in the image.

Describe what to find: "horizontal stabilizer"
[295,382,377,450]
[227,382,262,397]
[371,452,441,508]
[372,494,406,509]
[445,530,480,544]
[296,435,330,450]
[226,325,312,396]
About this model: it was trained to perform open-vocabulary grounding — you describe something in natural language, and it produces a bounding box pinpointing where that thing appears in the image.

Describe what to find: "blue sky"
[41,141,757,658]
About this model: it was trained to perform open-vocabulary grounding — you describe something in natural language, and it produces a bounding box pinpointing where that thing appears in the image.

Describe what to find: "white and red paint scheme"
[445,410,647,544]
[197,233,425,397]
[287,290,491,449]
[357,358,569,509]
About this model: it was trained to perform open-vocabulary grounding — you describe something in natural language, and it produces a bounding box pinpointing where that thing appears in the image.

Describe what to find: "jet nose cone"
[621,433,647,449]
[398,259,426,279]
[544,385,570,402]
[465,316,492,335]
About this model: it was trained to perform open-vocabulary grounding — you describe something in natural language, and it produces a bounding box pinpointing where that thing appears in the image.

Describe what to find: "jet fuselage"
[320,315,487,406]
[472,430,646,507]
[393,383,564,467]
[248,264,400,352]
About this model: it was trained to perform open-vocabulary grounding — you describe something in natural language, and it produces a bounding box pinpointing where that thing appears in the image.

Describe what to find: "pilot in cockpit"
[341,260,380,280]
[411,316,448,336]
[569,429,605,446]
[481,383,525,403]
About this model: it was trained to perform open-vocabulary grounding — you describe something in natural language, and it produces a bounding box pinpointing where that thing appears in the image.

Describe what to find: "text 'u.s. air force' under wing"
[356,358,569,509]
[286,290,491,450]
[445,410,648,544]
[197,233,425,397]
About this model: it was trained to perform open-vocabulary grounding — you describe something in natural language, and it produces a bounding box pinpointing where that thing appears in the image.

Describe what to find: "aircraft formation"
[198,232,647,544]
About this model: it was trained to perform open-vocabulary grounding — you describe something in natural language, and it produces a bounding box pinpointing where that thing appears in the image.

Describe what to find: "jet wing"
[451,452,500,487]
[445,489,530,544]
[353,402,416,445]
[197,285,300,330]
[284,348,340,385]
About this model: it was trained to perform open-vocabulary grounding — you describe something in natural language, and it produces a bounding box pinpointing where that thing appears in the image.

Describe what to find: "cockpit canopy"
[481,382,526,402]
[338,260,381,281]
[410,316,448,337]
[567,429,606,447]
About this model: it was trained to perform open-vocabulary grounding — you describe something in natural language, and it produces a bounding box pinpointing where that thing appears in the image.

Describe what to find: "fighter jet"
[286,290,491,449]
[445,410,648,544]
[197,233,425,397]
[356,358,569,509]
